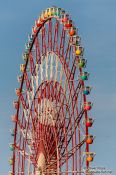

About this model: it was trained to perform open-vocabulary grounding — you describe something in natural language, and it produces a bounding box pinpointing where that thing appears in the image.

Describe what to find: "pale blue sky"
[0,0,116,174]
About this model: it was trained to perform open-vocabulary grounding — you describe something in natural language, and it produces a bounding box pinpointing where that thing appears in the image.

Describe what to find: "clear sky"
[0,0,115,174]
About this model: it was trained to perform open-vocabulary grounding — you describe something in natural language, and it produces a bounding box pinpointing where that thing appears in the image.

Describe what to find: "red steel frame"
[11,7,94,175]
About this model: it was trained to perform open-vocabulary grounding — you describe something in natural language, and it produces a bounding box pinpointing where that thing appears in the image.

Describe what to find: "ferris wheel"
[9,6,95,175]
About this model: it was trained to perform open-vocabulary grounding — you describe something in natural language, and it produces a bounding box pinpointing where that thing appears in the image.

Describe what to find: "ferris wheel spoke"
[47,138,85,169]
[41,26,47,56]
[65,39,72,65]
[16,129,33,156]
[20,94,29,110]
[48,19,53,51]
[50,52,53,79]
[59,27,65,57]
[34,37,41,64]
[29,52,35,75]
[57,109,85,152]
[23,73,32,92]
[53,20,59,53]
